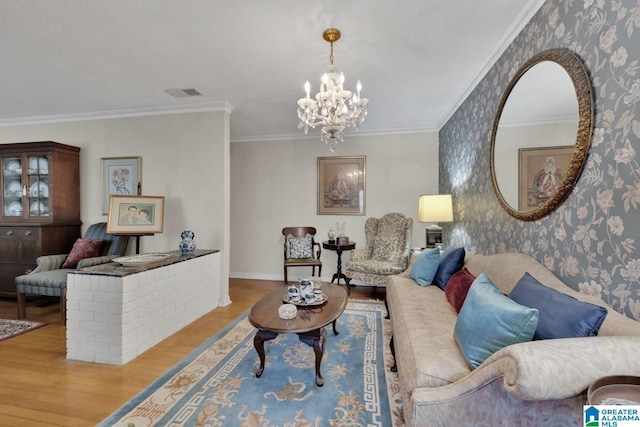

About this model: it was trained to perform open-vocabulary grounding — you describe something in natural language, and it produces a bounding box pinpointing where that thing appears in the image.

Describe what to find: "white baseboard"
[230,272,366,287]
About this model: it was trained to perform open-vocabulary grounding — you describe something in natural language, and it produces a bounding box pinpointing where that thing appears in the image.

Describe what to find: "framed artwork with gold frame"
[519,146,573,211]
[317,156,366,215]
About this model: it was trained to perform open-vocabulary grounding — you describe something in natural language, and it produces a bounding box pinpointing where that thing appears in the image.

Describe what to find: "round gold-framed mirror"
[490,48,593,221]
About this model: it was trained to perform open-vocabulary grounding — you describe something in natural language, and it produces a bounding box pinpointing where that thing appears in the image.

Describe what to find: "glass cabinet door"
[2,156,24,217]
[1,153,51,219]
[26,155,50,217]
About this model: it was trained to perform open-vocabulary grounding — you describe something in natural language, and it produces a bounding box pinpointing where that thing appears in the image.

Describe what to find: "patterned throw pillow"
[62,238,104,268]
[287,234,313,259]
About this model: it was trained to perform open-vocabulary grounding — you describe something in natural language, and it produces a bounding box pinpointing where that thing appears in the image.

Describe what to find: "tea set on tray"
[284,279,326,306]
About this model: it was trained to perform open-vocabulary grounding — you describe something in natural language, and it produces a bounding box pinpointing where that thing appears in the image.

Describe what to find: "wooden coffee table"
[248,282,348,386]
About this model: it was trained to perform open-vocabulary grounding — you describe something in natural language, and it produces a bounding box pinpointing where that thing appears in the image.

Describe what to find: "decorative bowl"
[278,303,297,320]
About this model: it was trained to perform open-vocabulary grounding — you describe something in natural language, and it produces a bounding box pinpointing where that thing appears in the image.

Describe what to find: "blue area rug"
[99,300,403,426]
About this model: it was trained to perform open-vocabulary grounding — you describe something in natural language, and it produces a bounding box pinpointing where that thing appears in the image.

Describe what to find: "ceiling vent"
[164,88,203,98]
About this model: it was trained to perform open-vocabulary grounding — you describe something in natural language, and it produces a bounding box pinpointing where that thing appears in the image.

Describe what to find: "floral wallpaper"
[439,0,640,320]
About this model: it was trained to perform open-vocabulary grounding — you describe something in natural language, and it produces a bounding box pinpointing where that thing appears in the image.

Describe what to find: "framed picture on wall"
[101,156,142,215]
[106,195,165,234]
[426,228,443,248]
[317,156,366,215]
[519,146,573,211]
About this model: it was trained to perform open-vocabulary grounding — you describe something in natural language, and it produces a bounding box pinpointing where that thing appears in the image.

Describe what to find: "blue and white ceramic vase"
[179,230,196,254]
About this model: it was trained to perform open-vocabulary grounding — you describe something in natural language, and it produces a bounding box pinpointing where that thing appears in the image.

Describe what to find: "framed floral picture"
[317,156,366,215]
[106,195,164,234]
[101,157,142,214]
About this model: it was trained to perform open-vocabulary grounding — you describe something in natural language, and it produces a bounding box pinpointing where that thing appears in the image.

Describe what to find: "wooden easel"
[133,182,153,254]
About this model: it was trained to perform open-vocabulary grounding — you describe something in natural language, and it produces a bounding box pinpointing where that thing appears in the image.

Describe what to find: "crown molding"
[0,101,234,127]
[230,126,438,143]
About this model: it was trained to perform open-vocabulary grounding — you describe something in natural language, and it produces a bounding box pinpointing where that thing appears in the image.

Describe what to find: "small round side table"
[322,240,356,285]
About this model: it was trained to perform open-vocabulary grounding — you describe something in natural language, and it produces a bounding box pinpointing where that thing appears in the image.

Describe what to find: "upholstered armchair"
[16,222,129,325]
[345,213,413,287]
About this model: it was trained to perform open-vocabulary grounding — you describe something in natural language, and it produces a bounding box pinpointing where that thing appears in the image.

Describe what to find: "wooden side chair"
[282,227,322,284]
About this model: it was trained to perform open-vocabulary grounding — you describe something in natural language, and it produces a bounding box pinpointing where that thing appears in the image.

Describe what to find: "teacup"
[313,289,325,300]
[288,285,300,302]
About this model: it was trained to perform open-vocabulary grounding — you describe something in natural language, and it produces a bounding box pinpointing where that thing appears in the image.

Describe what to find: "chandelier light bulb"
[296,28,369,151]
[304,81,310,99]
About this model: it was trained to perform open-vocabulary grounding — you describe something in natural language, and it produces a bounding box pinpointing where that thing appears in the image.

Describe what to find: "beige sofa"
[386,252,640,427]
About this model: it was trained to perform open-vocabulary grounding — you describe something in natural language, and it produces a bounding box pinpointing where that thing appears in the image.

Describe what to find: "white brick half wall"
[66,251,221,365]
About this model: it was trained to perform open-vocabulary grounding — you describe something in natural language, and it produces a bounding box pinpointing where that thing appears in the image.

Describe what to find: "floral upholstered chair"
[345,212,413,287]
[15,222,129,325]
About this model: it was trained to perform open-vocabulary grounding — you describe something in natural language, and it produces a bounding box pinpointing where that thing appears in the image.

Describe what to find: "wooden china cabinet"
[0,141,81,297]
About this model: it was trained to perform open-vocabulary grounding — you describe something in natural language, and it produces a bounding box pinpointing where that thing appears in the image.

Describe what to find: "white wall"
[230,131,439,282]
[0,110,231,305]
[0,116,436,290]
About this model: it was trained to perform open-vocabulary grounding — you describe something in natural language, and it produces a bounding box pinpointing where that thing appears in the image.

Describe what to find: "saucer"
[283,292,327,307]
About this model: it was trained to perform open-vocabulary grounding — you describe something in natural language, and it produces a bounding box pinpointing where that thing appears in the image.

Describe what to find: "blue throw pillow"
[454,273,539,369]
[509,272,608,340]
[410,248,441,286]
[433,247,465,289]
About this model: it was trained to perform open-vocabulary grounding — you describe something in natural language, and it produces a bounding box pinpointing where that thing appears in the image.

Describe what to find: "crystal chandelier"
[297,28,369,152]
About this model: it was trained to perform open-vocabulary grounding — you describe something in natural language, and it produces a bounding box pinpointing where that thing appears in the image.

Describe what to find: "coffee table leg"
[254,329,278,378]
[313,328,327,386]
[332,319,339,336]
[298,328,327,387]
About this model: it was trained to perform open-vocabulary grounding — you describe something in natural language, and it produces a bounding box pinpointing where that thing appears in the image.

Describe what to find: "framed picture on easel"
[106,195,164,234]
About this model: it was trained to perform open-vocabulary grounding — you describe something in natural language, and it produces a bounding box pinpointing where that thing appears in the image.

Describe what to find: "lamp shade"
[418,194,453,223]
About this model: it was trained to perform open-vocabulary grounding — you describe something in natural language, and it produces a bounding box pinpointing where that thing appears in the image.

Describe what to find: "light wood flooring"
[0,279,384,426]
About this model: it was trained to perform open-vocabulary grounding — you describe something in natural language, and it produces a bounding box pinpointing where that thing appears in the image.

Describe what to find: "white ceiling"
[0,0,545,142]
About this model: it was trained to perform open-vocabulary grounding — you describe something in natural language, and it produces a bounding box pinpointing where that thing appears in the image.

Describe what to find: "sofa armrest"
[77,255,118,269]
[350,248,371,262]
[412,336,640,404]
[31,254,68,273]
[491,336,640,400]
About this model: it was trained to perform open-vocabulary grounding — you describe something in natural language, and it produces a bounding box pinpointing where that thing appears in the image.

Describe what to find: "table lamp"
[418,194,453,248]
